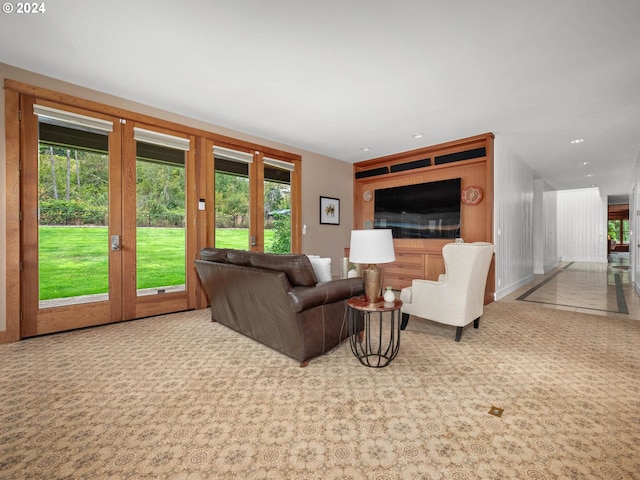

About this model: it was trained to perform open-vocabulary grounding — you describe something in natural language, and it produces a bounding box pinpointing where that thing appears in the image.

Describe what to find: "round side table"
[347,296,403,368]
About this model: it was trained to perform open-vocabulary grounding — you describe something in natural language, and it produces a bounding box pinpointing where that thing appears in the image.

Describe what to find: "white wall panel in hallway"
[494,137,534,299]
[533,179,559,274]
[557,188,607,263]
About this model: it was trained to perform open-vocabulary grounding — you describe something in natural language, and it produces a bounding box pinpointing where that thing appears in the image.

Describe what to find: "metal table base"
[348,297,402,368]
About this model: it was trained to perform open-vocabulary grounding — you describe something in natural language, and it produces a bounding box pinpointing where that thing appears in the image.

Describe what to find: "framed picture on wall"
[320,196,340,225]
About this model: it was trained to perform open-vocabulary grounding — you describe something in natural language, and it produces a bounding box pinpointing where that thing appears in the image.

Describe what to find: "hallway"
[502,253,640,320]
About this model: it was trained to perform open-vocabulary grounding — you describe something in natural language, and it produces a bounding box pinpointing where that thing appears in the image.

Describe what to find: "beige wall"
[0,62,354,335]
[300,151,354,275]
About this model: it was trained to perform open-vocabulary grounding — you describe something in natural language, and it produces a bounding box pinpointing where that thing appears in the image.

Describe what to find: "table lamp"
[349,229,396,304]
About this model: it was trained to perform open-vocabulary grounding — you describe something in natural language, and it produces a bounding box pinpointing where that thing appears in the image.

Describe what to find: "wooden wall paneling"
[19,95,39,337]
[353,132,495,300]
[2,89,21,342]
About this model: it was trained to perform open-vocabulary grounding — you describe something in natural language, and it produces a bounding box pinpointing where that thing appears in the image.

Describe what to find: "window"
[263,159,294,253]
[213,147,252,250]
[608,219,630,244]
[211,146,300,253]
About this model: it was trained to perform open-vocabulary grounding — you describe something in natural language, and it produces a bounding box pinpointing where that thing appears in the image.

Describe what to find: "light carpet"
[1,301,639,479]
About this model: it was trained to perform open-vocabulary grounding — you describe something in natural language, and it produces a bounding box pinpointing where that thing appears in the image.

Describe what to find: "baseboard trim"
[495,274,535,300]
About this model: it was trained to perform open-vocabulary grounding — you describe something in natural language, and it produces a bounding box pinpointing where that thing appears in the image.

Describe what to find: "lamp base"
[363,264,382,304]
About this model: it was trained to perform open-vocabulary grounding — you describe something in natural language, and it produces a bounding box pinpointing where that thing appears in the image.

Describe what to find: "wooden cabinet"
[352,132,495,302]
[381,249,448,290]
[345,247,447,290]
[383,250,426,290]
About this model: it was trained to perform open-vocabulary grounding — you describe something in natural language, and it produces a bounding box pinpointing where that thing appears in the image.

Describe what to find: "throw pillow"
[308,256,332,283]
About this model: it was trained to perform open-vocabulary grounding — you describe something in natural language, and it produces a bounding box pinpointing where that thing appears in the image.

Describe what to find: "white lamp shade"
[349,229,396,264]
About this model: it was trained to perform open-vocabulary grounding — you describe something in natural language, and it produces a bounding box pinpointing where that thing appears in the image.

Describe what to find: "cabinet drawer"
[384,263,424,277]
[383,274,414,290]
[394,252,424,265]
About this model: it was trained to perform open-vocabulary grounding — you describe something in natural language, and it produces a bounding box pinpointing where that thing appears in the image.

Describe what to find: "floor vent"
[488,406,504,417]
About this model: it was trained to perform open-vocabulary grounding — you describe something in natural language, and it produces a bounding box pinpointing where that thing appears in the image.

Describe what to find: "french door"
[211,143,298,253]
[20,96,197,336]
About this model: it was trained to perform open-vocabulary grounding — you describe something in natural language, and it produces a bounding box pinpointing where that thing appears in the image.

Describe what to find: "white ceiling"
[2,0,639,201]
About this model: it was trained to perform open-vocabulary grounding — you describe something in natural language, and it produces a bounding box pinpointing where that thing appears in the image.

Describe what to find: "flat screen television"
[374,178,461,239]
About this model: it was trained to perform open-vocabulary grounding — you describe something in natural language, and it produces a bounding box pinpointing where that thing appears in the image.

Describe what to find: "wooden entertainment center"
[352,133,495,303]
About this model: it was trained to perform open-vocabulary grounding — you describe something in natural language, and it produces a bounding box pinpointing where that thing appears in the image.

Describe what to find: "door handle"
[111,235,121,251]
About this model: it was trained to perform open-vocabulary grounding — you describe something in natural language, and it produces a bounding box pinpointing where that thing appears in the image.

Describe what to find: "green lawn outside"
[39,226,275,300]
[214,228,275,250]
[39,226,110,299]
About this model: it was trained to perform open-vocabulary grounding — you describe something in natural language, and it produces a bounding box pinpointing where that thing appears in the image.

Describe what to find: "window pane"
[264,165,291,254]
[215,161,250,250]
[38,121,110,307]
[135,143,186,296]
[623,220,630,243]
[608,220,621,243]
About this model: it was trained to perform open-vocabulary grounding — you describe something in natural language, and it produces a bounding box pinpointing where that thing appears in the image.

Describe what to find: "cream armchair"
[399,242,494,341]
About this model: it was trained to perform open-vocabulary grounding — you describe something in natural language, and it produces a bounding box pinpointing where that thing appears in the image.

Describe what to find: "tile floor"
[501,252,640,320]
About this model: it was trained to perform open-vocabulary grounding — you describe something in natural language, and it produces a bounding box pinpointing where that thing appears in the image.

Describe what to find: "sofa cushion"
[200,247,229,263]
[250,253,318,287]
[227,250,256,266]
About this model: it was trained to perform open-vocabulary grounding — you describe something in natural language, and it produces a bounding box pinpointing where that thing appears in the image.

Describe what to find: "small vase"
[383,286,395,303]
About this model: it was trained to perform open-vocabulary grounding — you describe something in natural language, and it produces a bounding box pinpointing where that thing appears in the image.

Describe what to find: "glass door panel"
[213,150,251,250]
[37,131,111,307]
[263,163,292,254]
[135,141,186,296]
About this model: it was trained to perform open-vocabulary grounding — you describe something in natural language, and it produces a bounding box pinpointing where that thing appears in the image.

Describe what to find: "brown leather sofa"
[195,248,364,367]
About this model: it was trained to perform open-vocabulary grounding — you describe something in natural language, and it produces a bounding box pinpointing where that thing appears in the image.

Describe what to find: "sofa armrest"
[288,278,364,313]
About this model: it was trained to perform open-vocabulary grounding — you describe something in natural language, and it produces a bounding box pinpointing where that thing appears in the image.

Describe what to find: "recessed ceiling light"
[578,161,590,167]
[570,138,585,144]
[412,134,424,139]
[585,173,594,177]
[361,147,371,152]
